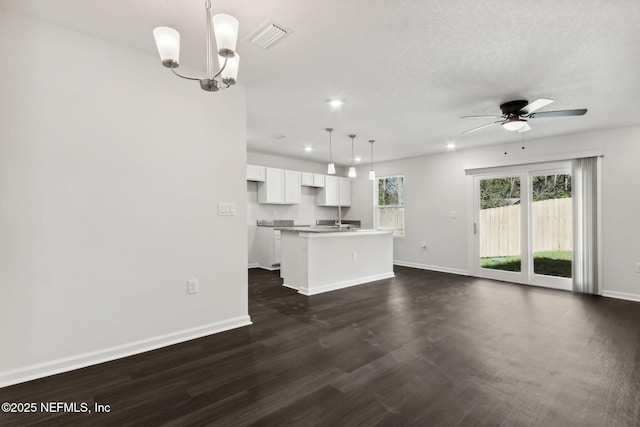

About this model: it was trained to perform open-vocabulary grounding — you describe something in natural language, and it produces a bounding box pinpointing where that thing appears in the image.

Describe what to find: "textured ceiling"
[2,0,640,165]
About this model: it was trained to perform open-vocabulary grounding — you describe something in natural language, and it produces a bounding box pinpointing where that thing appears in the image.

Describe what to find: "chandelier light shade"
[368,139,376,180]
[153,0,240,92]
[212,14,240,56]
[218,53,240,85]
[326,128,336,175]
[153,27,180,66]
[348,134,357,178]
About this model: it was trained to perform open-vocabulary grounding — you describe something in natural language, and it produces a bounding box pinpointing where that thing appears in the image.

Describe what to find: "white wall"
[246,151,352,266]
[0,11,249,386]
[349,126,640,299]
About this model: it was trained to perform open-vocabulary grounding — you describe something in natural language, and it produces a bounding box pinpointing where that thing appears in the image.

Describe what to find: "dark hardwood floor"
[2,266,639,426]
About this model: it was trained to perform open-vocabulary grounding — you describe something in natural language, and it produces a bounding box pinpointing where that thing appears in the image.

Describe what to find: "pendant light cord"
[350,135,355,166]
[369,140,374,171]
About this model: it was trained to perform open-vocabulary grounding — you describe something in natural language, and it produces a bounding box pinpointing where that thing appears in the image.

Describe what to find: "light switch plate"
[187,279,198,294]
[218,202,236,216]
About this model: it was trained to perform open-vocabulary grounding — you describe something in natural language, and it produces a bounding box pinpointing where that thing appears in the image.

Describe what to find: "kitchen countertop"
[277,227,391,235]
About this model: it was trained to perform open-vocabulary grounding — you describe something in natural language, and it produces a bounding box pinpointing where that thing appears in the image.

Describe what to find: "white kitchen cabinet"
[301,172,314,186]
[255,227,282,269]
[258,168,301,204]
[317,175,338,206]
[339,176,351,206]
[274,230,282,265]
[316,176,351,206]
[246,164,265,181]
[258,168,284,203]
[284,170,301,204]
[301,173,325,188]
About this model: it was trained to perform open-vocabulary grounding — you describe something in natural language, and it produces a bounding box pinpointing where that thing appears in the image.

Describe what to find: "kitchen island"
[279,228,394,295]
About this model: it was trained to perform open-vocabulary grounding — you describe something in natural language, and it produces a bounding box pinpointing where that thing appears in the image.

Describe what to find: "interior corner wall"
[349,126,640,298]
[0,11,249,386]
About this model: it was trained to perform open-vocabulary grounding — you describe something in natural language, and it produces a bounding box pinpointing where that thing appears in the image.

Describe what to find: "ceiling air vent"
[247,20,293,49]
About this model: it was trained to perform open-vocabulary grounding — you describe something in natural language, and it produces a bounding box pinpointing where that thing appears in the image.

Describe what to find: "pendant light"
[368,140,376,180]
[348,134,357,178]
[326,128,336,175]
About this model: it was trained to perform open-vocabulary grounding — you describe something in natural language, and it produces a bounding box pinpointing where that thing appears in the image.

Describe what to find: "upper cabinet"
[257,168,301,204]
[249,164,348,206]
[317,176,351,207]
[301,172,325,188]
[284,170,301,204]
[247,164,265,182]
[339,176,351,206]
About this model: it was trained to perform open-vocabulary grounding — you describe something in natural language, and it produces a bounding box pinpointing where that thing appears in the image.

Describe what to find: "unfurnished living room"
[1,1,639,426]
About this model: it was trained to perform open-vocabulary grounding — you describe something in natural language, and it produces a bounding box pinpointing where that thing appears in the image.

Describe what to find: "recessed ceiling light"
[329,99,344,108]
[446,142,456,150]
[304,146,312,153]
[355,157,362,163]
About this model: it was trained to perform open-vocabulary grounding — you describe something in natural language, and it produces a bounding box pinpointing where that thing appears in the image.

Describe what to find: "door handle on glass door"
[473,222,477,234]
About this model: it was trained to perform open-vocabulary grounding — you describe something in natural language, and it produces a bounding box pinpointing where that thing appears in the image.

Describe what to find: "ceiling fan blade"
[461,115,503,119]
[523,98,554,114]
[529,109,587,118]
[462,121,501,134]
[518,123,532,133]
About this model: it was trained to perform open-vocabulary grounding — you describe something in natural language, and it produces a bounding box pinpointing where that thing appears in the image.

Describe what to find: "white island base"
[280,229,394,296]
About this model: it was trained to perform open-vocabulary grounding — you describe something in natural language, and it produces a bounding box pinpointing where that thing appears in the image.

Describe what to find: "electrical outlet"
[635,263,640,273]
[187,279,198,294]
[352,252,357,261]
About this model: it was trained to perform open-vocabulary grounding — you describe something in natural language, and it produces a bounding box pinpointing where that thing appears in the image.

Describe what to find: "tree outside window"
[376,176,405,236]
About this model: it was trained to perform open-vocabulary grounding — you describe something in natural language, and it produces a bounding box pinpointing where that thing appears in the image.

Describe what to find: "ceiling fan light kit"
[153,0,240,92]
[501,117,528,131]
[462,98,587,134]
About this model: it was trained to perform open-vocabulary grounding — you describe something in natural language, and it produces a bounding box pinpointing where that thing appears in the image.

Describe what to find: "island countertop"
[276,227,392,236]
[280,227,394,295]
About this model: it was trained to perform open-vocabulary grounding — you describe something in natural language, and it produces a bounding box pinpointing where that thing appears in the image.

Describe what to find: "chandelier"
[153,0,240,92]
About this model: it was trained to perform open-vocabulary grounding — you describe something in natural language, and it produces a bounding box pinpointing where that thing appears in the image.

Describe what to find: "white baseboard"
[393,260,469,276]
[298,272,395,296]
[601,290,640,303]
[0,315,252,389]
[248,263,259,268]
[282,283,299,291]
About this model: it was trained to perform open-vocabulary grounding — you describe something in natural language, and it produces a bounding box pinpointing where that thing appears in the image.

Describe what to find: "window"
[375,176,405,236]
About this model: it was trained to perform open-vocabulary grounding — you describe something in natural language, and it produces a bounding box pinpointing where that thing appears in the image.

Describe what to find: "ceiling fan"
[461,99,587,134]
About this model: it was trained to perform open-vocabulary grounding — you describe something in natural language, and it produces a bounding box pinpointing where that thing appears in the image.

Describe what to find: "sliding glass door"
[530,171,573,287]
[473,165,572,290]
[475,173,528,283]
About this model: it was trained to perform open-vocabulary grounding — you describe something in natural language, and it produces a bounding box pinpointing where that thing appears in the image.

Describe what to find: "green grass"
[480,251,572,278]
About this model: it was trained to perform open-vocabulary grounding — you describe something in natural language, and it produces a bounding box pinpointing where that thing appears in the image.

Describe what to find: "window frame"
[373,174,406,237]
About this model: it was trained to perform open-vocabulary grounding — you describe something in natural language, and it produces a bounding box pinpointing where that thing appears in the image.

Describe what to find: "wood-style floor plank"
[1,266,639,426]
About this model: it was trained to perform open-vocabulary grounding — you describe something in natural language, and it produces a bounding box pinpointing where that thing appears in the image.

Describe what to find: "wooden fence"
[480,198,572,258]
[377,207,405,236]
